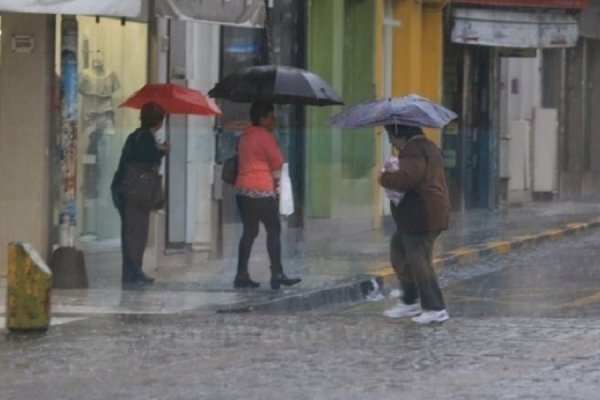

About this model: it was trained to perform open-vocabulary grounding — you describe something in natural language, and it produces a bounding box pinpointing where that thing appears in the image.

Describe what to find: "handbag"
[123,163,165,210]
[221,154,238,185]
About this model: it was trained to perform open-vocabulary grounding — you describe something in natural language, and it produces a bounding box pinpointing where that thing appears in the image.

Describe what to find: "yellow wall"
[389,0,446,146]
[374,0,385,229]
[372,0,447,221]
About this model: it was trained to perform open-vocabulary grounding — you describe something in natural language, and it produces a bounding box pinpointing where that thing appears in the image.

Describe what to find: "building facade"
[444,0,588,210]
[0,0,450,276]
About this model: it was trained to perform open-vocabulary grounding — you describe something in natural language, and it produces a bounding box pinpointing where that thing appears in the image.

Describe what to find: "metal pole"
[147,0,159,84]
[59,16,78,247]
[460,46,471,213]
[582,38,590,171]
[557,48,567,193]
[264,0,273,64]
[490,48,501,209]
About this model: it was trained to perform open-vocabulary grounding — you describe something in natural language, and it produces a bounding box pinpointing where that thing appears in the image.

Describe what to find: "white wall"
[185,22,219,250]
[532,107,558,193]
[0,14,54,274]
[164,20,219,250]
[507,120,530,192]
[499,54,542,201]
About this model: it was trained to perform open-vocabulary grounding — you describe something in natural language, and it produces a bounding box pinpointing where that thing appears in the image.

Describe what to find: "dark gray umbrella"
[208,65,343,106]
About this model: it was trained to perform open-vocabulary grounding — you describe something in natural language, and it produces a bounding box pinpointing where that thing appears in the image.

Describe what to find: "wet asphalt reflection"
[3,228,600,399]
[390,226,600,320]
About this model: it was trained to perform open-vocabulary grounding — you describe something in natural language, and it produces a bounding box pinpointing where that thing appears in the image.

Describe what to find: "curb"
[216,275,377,313]
[368,217,600,287]
[218,217,600,313]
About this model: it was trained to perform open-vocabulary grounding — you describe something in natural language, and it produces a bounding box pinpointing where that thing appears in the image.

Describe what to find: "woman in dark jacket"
[111,102,170,285]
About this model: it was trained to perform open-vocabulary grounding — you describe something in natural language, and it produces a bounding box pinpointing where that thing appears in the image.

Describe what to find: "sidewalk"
[2,200,600,322]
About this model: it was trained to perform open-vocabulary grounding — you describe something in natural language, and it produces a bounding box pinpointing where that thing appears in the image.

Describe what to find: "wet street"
[3,229,600,399]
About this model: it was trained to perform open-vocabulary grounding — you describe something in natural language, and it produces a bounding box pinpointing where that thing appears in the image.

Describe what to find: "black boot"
[137,271,155,283]
[122,270,154,285]
[233,275,260,289]
[270,273,301,290]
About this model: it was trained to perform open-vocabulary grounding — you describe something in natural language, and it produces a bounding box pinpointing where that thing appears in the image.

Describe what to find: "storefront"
[444,0,588,209]
[53,16,148,248]
[216,0,306,257]
[0,2,266,276]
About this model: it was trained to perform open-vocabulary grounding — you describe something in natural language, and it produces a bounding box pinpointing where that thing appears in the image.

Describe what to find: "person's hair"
[249,101,274,126]
[385,124,423,139]
[140,102,166,129]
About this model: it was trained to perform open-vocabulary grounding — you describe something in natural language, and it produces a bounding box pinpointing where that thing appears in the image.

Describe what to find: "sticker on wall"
[11,35,34,53]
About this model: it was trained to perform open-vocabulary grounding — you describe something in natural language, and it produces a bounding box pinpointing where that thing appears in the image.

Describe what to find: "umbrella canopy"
[120,83,222,116]
[208,65,343,106]
[328,94,457,129]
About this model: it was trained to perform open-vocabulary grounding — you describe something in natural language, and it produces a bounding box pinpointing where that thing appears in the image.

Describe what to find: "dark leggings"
[236,195,282,277]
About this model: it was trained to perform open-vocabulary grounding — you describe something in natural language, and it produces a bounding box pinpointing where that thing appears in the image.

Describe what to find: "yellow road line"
[564,291,600,308]
[541,228,566,238]
[445,247,480,263]
[485,241,511,254]
[510,234,539,242]
[566,223,587,230]
[370,266,394,277]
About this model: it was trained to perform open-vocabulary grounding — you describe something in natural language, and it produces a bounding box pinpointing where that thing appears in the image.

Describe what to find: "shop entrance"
[55,16,148,248]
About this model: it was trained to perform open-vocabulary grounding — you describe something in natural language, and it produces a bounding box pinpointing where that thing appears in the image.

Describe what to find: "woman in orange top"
[234,101,301,290]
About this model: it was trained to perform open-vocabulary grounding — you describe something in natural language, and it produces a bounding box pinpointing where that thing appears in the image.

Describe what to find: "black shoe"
[233,276,260,289]
[122,271,154,285]
[137,272,155,283]
[270,273,301,290]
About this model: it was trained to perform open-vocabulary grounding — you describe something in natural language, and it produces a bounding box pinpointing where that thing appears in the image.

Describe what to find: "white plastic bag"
[279,163,294,216]
[382,156,405,206]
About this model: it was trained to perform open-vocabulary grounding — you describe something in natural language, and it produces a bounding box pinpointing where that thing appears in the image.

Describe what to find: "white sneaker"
[383,301,421,318]
[411,309,449,324]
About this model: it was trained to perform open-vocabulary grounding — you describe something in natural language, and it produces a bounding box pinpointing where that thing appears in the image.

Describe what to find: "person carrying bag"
[233,102,301,290]
[111,102,169,285]
[123,162,165,211]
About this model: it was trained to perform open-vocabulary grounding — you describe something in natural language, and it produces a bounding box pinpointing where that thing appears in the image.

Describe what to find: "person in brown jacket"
[378,124,451,324]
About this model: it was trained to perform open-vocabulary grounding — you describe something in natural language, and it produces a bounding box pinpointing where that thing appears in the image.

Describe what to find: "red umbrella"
[120,83,222,116]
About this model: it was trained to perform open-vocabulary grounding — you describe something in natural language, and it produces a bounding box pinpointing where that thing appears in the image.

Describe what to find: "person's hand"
[274,178,281,195]
[157,140,170,153]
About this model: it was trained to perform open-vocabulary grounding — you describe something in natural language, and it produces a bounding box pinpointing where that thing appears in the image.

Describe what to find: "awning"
[452,0,588,8]
[155,0,265,27]
[579,0,600,39]
[0,0,265,27]
[452,7,579,48]
[0,0,142,17]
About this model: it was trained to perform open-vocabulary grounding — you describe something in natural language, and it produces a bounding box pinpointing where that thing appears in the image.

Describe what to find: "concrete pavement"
[5,224,600,399]
[2,200,600,323]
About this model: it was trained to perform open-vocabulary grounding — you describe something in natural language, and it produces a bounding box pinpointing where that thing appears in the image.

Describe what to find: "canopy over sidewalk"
[0,0,265,27]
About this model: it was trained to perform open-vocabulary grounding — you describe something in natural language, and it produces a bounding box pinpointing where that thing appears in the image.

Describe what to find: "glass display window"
[56,16,148,245]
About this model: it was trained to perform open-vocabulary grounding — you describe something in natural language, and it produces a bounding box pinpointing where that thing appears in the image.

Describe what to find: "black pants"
[236,195,282,277]
[118,199,151,280]
[390,231,446,311]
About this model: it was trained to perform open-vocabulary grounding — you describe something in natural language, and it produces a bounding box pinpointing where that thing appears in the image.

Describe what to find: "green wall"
[306,0,376,218]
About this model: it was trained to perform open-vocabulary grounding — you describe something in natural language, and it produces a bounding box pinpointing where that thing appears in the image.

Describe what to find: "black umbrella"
[208,65,343,106]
